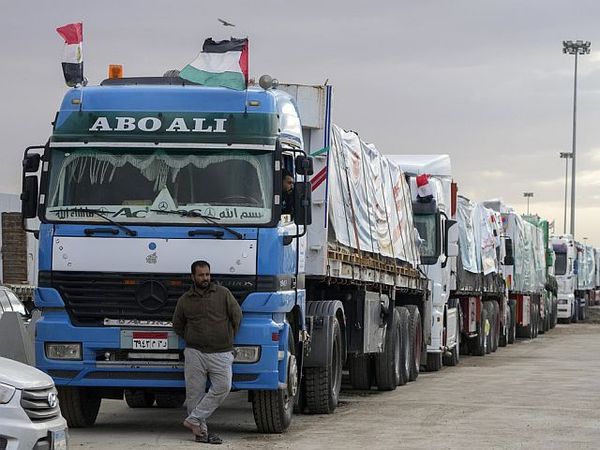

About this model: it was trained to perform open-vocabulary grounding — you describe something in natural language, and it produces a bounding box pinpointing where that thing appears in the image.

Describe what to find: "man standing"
[173,260,242,444]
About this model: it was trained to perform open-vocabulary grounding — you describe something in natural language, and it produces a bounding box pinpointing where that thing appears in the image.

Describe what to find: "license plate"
[51,429,67,450]
[132,331,168,350]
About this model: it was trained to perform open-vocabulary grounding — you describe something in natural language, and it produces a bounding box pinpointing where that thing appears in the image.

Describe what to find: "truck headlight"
[233,346,260,363]
[45,343,82,360]
[0,382,16,404]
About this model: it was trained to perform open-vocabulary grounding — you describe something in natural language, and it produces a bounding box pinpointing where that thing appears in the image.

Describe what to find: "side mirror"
[23,153,41,173]
[21,175,39,219]
[503,255,515,266]
[294,181,312,226]
[295,155,314,176]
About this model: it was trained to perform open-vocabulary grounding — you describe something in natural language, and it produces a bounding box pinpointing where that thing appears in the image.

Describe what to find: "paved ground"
[69,317,600,449]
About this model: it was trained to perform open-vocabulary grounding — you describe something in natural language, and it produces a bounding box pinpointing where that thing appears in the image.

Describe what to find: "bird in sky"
[218,18,236,27]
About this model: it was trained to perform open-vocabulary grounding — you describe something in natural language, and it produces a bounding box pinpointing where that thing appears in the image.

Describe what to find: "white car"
[0,356,68,450]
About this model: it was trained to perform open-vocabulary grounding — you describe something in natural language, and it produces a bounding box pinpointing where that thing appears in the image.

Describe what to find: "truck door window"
[554,252,567,276]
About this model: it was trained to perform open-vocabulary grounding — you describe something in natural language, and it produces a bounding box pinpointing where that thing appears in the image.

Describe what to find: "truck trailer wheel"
[425,352,442,371]
[470,306,488,356]
[124,389,155,408]
[58,387,102,428]
[507,300,516,344]
[252,333,297,432]
[490,302,500,353]
[155,391,185,408]
[484,303,493,354]
[405,305,422,381]
[304,317,343,414]
[375,308,403,391]
[396,307,410,386]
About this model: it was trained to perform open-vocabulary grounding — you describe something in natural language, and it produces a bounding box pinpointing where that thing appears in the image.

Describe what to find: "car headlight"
[233,346,260,363]
[45,343,82,360]
[0,382,16,404]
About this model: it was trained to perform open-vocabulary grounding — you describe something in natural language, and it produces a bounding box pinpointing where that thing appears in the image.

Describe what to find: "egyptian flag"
[56,22,84,86]
[416,174,434,203]
[180,38,248,91]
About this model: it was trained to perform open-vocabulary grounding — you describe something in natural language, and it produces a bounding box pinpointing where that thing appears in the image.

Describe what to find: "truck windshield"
[413,214,438,261]
[554,252,567,276]
[45,147,273,225]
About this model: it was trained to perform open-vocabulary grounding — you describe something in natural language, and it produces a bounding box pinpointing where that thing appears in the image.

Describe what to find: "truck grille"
[40,271,258,325]
[20,386,60,422]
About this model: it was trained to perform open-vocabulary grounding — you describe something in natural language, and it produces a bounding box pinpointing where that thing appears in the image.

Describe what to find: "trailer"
[21,75,429,432]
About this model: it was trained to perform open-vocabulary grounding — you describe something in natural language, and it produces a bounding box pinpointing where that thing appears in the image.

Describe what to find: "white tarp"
[457,197,500,275]
[577,244,596,290]
[504,213,546,293]
[327,124,419,267]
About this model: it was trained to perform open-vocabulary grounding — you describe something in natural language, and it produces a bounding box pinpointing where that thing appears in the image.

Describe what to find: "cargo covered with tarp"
[502,212,546,294]
[325,124,419,268]
[576,244,595,290]
[455,196,504,295]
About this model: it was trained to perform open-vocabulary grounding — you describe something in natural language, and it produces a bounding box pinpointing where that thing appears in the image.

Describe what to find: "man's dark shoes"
[195,432,223,444]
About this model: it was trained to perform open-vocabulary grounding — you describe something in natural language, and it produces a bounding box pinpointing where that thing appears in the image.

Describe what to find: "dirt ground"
[69,315,600,449]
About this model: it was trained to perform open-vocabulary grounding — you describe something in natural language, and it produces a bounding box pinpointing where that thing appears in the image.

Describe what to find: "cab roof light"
[108,64,124,79]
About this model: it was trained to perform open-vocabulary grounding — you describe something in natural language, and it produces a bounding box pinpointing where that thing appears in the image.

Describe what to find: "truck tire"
[425,352,442,371]
[304,317,343,414]
[375,308,402,391]
[484,303,493,354]
[124,389,155,408]
[572,301,579,323]
[347,353,374,390]
[471,306,488,356]
[499,301,508,348]
[532,304,539,338]
[252,332,297,432]
[508,300,516,344]
[155,391,185,408]
[442,308,460,366]
[490,302,499,353]
[405,305,422,381]
[397,307,410,386]
[58,387,102,428]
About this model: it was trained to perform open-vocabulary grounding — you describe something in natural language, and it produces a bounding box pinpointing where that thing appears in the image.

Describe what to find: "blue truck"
[21,73,429,432]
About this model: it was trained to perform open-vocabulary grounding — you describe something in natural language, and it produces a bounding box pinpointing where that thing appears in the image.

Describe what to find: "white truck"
[386,155,461,369]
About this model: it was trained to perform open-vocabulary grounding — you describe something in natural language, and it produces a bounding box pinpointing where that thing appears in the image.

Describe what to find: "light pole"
[563,40,591,238]
[524,192,534,215]
[559,152,573,234]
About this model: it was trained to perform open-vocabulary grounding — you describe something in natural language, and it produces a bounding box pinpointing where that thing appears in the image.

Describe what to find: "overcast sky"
[1,1,599,244]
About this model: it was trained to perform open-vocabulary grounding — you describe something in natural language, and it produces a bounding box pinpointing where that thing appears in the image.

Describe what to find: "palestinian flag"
[180,38,248,90]
[56,22,84,87]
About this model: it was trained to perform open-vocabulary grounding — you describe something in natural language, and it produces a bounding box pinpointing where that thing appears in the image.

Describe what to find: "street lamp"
[559,152,573,234]
[563,39,591,238]
[524,192,534,215]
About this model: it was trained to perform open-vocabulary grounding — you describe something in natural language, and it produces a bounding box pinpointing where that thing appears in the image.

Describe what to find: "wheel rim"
[284,354,298,410]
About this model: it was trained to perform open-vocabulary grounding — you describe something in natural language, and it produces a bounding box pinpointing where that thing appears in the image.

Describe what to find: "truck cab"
[552,235,577,322]
[21,75,314,432]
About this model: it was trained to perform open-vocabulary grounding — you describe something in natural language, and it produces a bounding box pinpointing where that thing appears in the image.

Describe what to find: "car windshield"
[45,147,274,225]
[554,252,567,276]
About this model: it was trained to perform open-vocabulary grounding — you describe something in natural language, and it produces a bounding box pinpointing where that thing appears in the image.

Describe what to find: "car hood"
[0,357,54,390]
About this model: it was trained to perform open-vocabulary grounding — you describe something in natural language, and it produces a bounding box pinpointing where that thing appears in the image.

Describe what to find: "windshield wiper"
[56,208,137,236]
[149,209,243,239]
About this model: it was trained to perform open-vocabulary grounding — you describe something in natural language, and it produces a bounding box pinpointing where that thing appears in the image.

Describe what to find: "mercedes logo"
[158,201,169,211]
[135,280,168,312]
[47,392,58,408]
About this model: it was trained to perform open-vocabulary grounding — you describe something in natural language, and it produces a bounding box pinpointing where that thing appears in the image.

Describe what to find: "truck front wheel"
[252,332,297,433]
[58,387,102,427]
[124,389,155,408]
